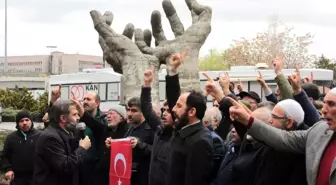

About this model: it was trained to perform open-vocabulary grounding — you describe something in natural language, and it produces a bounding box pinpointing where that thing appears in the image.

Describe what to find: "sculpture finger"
[103,11,113,26]
[151,10,167,44]
[162,0,184,37]
[134,29,155,55]
[122,23,134,40]
[90,10,117,39]
[185,0,198,23]
[143,29,152,47]
[185,0,212,22]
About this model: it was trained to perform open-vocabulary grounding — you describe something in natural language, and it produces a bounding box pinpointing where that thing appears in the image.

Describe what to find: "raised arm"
[288,68,320,127]
[165,49,187,119]
[141,66,162,130]
[226,97,308,154]
[273,56,293,100]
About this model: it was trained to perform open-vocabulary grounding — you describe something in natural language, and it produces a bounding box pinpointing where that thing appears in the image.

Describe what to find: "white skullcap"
[277,99,305,124]
[329,87,336,95]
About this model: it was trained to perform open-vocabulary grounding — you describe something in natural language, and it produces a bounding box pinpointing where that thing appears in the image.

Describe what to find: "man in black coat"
[166,88,213,185]
[1,110,42,185]
[31,100,92,185]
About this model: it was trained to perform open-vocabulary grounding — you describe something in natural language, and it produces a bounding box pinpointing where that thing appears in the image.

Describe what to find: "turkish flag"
[110,139,132,185]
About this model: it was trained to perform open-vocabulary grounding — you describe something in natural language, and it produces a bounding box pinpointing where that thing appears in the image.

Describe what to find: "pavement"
[0,122,43,131]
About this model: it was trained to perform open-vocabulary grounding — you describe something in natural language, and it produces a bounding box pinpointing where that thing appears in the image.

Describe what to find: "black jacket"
[166,122,213,185]
[1,128,41,185]
[141,86,174,185]
[125,121,154,185]
[31,124,87,185]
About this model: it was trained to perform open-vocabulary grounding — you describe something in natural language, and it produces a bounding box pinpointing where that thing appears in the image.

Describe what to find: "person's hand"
[256,71,266,86]
[236,79,243,92]
[227,97,251,126]
[272,54,284,76]
[288,67,302,94]
[218,72,231,95]
[203,72,224,102]
[42,113,49,123]
[51,84,62,103]
[79,136,91,150]
[303,72,313,83]
[5,171,14,182]
[168,48,189,74]
[70,91,85,117]
[144,66,154,87]
[105,137,112,148]
[129,137,138,148]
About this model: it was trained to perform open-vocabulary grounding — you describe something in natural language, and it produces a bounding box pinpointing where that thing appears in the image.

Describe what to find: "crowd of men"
[0,51,335,185]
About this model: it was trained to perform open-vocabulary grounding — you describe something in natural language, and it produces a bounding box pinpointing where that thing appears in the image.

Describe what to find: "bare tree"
[223,17,314,69]
[90,0,212,103]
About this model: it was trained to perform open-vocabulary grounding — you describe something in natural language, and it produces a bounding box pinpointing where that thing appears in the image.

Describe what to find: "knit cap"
[15,110,33,129]
[109,105,127,120]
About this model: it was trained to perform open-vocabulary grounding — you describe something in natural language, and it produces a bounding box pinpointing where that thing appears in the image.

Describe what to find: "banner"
[110,139,132,185]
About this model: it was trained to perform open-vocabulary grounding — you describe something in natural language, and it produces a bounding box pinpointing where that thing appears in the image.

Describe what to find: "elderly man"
[227,87,336,185]
[203,107,222,130]
[203,107,225,182]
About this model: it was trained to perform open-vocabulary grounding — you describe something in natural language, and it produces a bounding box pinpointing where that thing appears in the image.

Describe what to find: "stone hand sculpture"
[90,0,212,102]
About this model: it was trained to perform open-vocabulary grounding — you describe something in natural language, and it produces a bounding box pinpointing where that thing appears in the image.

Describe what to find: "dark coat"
[212,143,241,185]
[166,122,213,185]
[31,124,87,185]
[1,128,42,185]
[208,127,225,183]
[79,111,120,185]
[141,86,174,185]
[125,121,154,185]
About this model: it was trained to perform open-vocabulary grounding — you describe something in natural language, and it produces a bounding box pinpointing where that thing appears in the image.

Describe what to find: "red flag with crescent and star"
[110,139,132,185]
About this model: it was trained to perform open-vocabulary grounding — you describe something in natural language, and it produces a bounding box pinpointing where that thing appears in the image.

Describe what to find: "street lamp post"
[4,0,7,73]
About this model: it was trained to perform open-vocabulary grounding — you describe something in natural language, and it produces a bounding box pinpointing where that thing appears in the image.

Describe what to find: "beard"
[174,109,190,131]
[65,118,78,134]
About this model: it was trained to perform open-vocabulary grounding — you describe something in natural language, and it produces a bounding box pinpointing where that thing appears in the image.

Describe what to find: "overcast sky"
[0,0,335,58]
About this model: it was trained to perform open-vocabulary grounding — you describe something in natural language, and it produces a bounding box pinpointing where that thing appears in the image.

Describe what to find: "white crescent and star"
[114,153,127,177]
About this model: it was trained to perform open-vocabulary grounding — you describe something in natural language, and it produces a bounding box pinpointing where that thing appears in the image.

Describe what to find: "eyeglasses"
[271,113,288,120]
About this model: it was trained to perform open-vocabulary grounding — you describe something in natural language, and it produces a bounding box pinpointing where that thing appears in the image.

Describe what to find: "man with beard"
[166,90,213,185]
[106,97,154,185]
[32,100,91,185]
[1,110,42,185]
[78,91,108,185]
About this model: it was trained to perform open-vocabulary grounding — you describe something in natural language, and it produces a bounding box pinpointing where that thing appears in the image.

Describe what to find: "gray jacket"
[247,119,335,185]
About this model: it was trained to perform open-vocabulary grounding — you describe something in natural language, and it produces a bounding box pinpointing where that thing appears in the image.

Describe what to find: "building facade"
[0,51,104,75]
